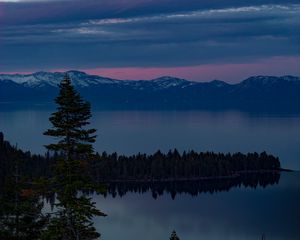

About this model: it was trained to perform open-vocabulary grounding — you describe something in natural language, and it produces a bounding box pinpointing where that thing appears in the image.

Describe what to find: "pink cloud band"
[1,56,299,83]
[82,56,300,82]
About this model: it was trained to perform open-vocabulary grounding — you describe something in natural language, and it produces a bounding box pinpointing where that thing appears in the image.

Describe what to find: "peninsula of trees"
[90,149,281,182]
[0,132,282,186]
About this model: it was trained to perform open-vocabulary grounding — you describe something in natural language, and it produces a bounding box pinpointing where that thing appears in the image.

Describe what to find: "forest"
[0,131,282,198]
[90,149,281,181]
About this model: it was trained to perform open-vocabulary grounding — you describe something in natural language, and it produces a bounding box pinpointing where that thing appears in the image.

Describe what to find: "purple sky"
[0,0,299,82]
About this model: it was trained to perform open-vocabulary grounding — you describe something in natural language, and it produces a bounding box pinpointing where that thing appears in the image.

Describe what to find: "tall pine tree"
[43,74,105,240]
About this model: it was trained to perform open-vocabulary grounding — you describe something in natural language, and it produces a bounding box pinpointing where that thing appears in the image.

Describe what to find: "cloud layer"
[0,0,299,80]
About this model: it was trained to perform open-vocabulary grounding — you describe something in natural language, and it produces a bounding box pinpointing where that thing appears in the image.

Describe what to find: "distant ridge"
[0,71,300,112]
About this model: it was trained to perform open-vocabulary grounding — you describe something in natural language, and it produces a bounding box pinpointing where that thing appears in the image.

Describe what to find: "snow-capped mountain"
[240,75,300,87]
[2,71,298,90]
[150,76,196,89]
[0,71,300,112]
[0,71,118,88]
[0,71,196,90]
[121,76,196,90]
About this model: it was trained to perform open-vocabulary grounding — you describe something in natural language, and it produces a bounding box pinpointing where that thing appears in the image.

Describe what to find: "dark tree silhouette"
[43,74,106,239]
[90,149,281,182]
[0,151,47,239]
[0,131,282,200]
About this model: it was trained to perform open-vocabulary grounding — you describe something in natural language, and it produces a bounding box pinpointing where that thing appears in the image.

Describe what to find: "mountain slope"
[0,71,299,111]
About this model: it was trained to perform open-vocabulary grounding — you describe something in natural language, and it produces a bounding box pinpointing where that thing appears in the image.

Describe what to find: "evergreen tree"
[0,153,47,240]
[43,74,105,240]
[169,230,180,240]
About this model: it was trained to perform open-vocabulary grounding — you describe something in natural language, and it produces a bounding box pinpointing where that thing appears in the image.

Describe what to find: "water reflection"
[0,172,299,239]
[0,172,284,240]
[95,172,300,240]
[104,172,281,199]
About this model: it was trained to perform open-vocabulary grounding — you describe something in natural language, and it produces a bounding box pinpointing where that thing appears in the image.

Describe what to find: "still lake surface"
[0,108,299,170]
[94,172,300,240]
[1,107,300,239]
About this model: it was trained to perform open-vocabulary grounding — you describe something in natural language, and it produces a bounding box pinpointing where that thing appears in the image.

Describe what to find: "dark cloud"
[0,0,299,71]
[2,0,300,25]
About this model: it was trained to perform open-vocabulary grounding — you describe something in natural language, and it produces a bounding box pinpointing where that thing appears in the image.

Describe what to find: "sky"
[0,0,299,82]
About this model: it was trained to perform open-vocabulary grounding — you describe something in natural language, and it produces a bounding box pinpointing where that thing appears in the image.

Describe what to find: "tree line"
[89,149,281,182]
[1,133,281,186]
[0,131,282,203]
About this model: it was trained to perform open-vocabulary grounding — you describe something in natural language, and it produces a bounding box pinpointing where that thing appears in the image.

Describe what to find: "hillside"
[1,71,300,111]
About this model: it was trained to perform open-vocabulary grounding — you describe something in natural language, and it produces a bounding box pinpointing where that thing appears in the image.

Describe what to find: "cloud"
[0,0,299,75]
[81,56,300,82]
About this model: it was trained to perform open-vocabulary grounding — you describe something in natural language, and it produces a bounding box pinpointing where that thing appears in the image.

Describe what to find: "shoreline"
[99,169,288,184]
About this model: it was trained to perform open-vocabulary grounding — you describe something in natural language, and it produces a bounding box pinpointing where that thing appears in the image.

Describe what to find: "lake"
[0,108,299,170]
[1,107,300,239]
[94,172,300,240]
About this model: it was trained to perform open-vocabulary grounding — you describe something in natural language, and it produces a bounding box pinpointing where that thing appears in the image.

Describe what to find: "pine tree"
[170,230,180,240]
[43,74,106,240]
[0,153,47,240]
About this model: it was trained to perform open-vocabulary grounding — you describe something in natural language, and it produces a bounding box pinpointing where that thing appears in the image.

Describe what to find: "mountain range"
[0,71,300,111]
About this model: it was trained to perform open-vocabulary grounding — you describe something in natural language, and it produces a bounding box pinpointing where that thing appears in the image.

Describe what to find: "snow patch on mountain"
[0,71,118,88]
[241,75,300,87]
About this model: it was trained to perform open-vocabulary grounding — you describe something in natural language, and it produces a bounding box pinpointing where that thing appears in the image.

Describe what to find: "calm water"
[1,107,300,239]
[0,109,300,170]
[92,172,300,240]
